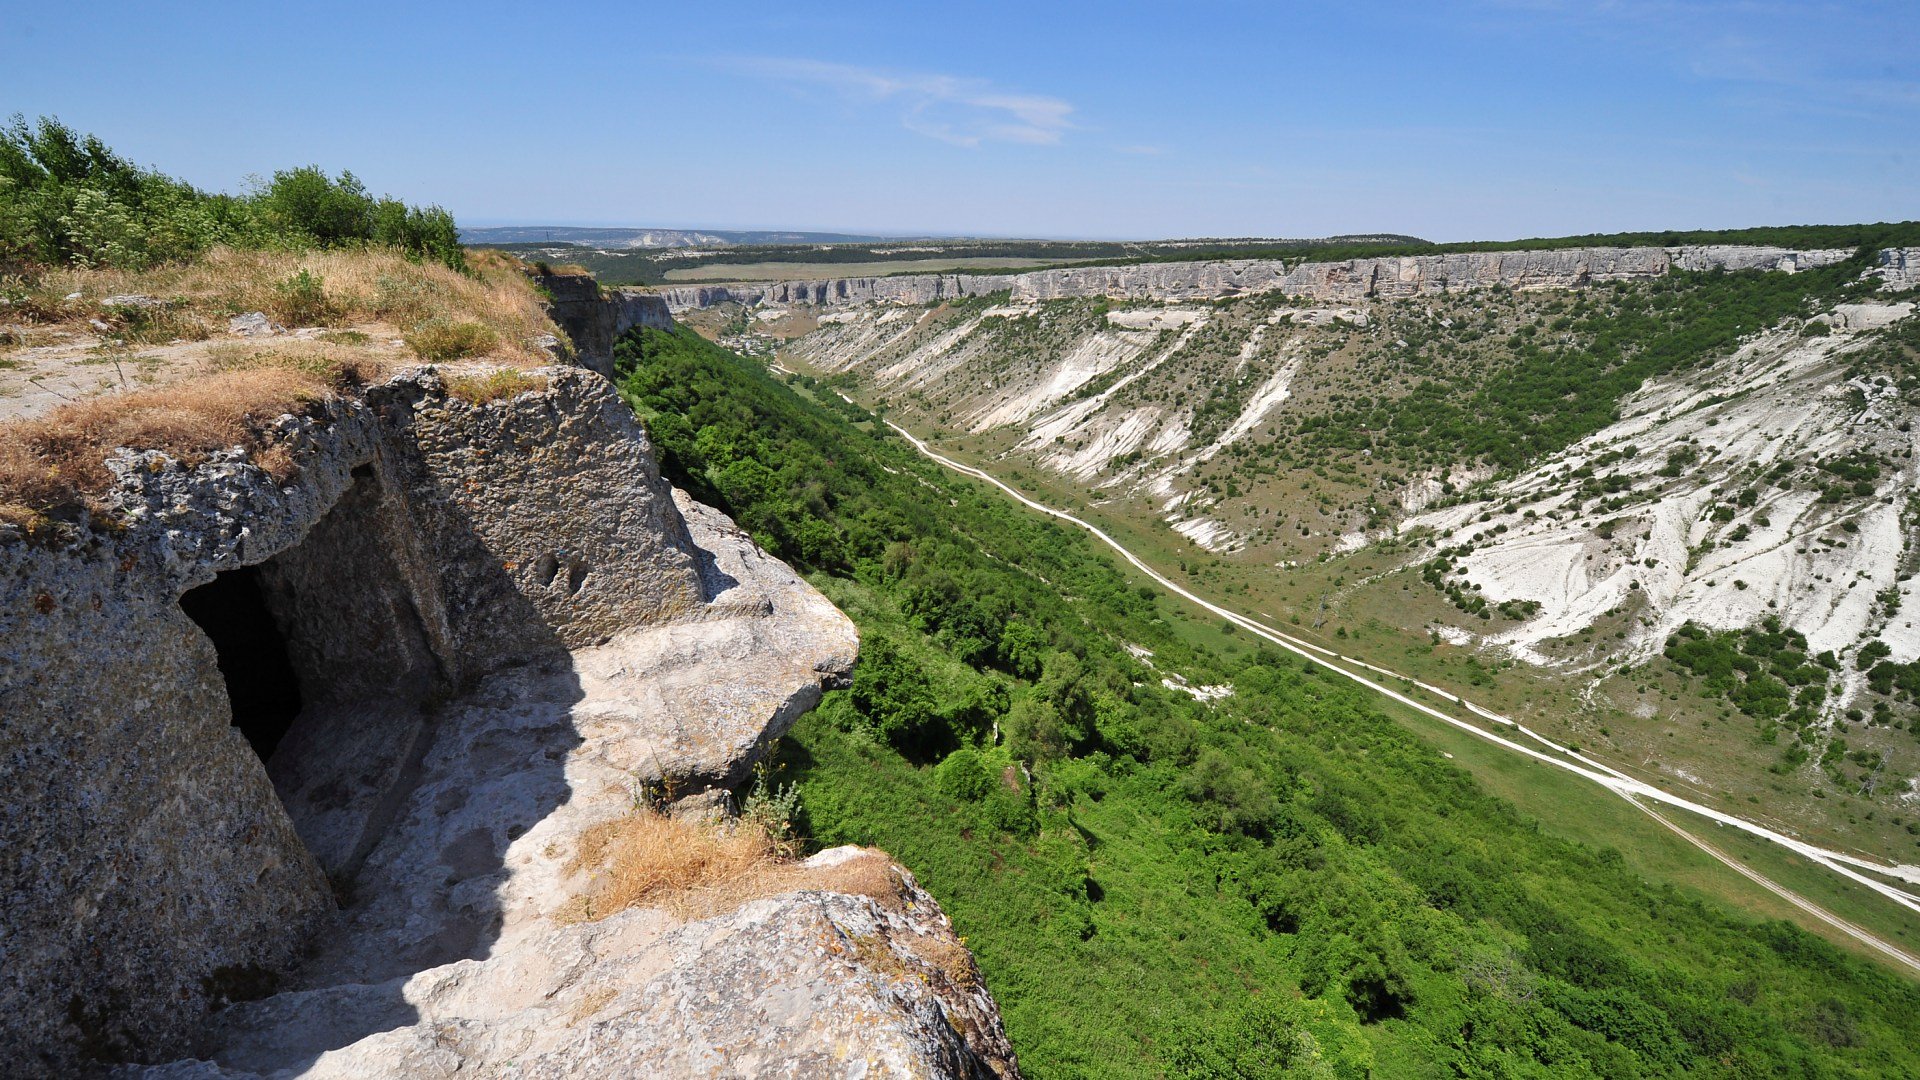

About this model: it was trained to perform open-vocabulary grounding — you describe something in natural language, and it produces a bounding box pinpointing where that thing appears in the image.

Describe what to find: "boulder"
[227,312,282,337]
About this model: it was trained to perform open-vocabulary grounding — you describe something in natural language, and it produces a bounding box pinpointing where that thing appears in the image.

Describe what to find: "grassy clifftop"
[0,120,562,534]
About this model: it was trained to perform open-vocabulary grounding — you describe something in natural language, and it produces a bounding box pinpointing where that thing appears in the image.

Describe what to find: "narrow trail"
[885,417,1920,975]
[1627,797,1920,976]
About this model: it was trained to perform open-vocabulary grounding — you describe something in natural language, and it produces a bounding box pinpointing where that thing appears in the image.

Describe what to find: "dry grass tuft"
[463,247,530,276]
[564,809,787,922]
[405,318,499,362]
[0,367,328,523]
[560,809,906,924]
[803,849,913,912]
[446,369,548,404]
[912,931,981,989]
[202,339,400,386]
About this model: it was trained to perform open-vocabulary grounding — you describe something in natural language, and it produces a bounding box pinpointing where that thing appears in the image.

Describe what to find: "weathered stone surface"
[1875,247,1919,290]
[101,294,163,310]
[1,419,377,1072]
[6,352,1013,1078]
[534,273,674,377]
[375,367,708,667]
[136,853,1013,1080]
[658,244,1860,311]
[226,312,282,337]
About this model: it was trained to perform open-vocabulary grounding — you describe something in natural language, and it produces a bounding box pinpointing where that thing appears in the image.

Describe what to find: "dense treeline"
[0,116,461,272]
[615,325,1920,1078]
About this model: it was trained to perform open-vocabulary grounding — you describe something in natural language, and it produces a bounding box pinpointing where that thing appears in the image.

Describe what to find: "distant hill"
[460,232,1440,286]
[457,226,923,249]
[460,226,1433,253]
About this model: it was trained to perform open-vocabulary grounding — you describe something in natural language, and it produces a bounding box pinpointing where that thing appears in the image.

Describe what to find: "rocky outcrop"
[534,273,674,377]
[658,245,1857,311]
[145,850,1016,1079]
[2,361,1013,1077]
[1875,248,1918,290]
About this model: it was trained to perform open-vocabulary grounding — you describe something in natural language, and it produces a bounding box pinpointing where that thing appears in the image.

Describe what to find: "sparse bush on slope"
[1294,259,1882,472]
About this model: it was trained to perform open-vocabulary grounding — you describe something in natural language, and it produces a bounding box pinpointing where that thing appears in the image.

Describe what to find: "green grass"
[1366,687,1920,965]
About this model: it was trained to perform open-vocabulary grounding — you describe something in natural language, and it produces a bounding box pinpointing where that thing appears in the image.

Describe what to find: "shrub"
[738,759,801,845]
[1,115,464,271]
[1167,993,1373,1080]
[259,166,370,246]
[259,166,462,268]
[268,268,336,326]
[405,317,498,361]
[934,747,995,802]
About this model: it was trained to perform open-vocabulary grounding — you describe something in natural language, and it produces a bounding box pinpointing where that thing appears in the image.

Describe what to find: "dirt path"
[886,417,1920,974]
[0,333,209,421]
[1627,797,1920,975]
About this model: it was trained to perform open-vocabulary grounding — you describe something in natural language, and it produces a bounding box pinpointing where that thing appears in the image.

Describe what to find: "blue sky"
[2,1,1913,241]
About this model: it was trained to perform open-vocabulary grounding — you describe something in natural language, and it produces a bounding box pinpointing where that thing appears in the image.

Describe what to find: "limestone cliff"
[1,346,1016,1075]
[534,272,674,377]
[1876,247,1918,290]
[658,244,1853,311]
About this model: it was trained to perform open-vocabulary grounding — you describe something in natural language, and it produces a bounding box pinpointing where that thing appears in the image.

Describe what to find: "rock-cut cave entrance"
[174,464,456,882]
[180,565,304,762]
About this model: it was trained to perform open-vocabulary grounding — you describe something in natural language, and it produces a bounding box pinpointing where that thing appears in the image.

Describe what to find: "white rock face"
[1403,300,1920,688]
[658,245,1856,311]
[1875,248,1919,290]
[765,248,1891,562]
[966,328,1154,433]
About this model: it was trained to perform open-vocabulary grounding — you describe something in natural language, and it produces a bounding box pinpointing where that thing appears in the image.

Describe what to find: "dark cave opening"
[180,566,304,762]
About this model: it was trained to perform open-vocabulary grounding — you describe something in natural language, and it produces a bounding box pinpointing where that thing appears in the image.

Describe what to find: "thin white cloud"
[717,57,1075,147]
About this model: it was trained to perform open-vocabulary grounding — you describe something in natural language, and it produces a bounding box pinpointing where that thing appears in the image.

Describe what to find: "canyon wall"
[535,272,674,376]
[1876,247,1918,290]
[1,351,1015,1076]
[659,244,1855,311]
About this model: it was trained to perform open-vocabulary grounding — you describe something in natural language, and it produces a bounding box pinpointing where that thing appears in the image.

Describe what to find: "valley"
[614,322,1920,1077]
[12,5,1920,1074]
[669,239,1920,911]
[883,411,1920,972]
